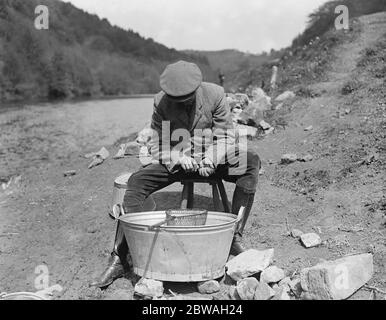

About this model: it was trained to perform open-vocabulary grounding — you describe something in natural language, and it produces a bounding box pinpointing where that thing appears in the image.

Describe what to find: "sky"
[66,0,330,54]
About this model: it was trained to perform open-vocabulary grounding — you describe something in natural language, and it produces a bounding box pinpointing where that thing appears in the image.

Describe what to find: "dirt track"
[0,13,385,300]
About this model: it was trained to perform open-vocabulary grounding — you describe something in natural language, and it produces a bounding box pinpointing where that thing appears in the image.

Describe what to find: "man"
[91,61,261,288]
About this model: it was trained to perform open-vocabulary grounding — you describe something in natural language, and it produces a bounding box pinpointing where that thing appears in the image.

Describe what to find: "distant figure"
[218,72,225,87]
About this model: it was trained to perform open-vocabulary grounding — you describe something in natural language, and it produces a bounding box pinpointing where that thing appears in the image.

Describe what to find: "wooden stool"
[180,178,231,212]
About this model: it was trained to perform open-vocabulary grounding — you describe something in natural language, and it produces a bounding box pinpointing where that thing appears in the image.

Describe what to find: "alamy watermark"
[335,5,349,30]
[34,5,49,30]
[34,264,63,297]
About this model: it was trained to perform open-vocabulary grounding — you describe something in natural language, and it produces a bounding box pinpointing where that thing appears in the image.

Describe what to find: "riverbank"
[0,13,385,300]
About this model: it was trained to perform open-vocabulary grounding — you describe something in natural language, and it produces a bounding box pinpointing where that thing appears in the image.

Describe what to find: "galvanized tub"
[119,210,242,282]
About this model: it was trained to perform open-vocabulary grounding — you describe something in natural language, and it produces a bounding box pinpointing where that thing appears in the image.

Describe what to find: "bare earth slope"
[0,13,385,300]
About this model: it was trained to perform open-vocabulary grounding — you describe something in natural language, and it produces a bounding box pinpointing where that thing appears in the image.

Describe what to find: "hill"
[231,0,386,93]
[0,0,216,102]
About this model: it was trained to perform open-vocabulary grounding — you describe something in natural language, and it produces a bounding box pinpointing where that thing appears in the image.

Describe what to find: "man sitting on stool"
[91,61,261,288]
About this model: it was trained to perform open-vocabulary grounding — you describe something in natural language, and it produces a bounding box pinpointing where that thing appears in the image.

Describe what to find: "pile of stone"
[224,249,373,300]
[133,251,373,300]
[225,249,293,300]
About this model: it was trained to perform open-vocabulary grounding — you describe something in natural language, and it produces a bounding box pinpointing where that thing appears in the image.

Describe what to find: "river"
[0,97,154,180]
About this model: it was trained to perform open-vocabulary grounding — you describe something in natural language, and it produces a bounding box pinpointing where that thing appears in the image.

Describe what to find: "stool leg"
[181,183,189,209]
[217,180,231,213]
[187,182,194,209]
[212,183,221,211]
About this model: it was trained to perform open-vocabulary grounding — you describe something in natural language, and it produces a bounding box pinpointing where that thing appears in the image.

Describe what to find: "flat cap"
[160,61,202,97]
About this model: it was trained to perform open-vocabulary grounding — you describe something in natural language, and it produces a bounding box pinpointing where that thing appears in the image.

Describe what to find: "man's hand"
[198,158,215,177]
[179,156,199,173]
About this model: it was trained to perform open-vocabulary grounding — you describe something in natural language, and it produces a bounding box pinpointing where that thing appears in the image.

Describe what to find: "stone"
[134,279,164,298]
[259,120,272,130]
[235,124,258,138]
[234,93,250,108]
[272,287,291,300]
[275,91,295,102]
[304,125,313,131]
[253,281,275,300]
[63,170,76,177]
[300,253,374,300]
[236,277,259,300]
[136,126,153,145]
[113,144,127,159]
[124,141,141,156]
[238,103,265,126]
[274,103,283,110]
[226,249,275,281]
[291,229,304,238]
[281,154,298,164]
[289,278,303,297]
[278,277,291,287]
[250,88,272,111]
[264,127,275,135]
[299,154,313,162]
[300,233,322,248]
[197,280,220,294]
[228,286,241,300]
[260,266,286,284]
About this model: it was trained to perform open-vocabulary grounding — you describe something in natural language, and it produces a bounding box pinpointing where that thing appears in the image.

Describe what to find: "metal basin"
[119,210,239,282]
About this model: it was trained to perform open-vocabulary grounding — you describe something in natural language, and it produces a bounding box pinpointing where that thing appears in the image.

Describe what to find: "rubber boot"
[90,222,130,288]
[229,186,255,256]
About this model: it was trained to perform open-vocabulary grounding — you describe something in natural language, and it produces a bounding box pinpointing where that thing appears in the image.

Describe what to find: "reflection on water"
[0,97,153,178]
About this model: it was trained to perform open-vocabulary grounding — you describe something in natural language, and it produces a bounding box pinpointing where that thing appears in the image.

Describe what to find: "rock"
[253,281,275,300]
[136,126,153,145]
[238,103,265,126]
[278,277,291,287]
[124,141,141,156]
[264,127,275,135]
[226,249,274,281]
[300,253,374,300]
[304,125,313,131]
[274,103,283,110]
[345,108,351,114]
[289,278,302,297]
[299,154,313,162]
[260,266,286,284]
[278,283,291,294]
[281,154,298,164]
[197,280,220,294]
[259,120,272,130]
[134,279,164,298]
[63,170,76,177]
[113,144,127,159]
[88,156,104,169]
[236,277,259,300]
[234,93,250,108]
[250,88,272,110]
[291,229,304,238]
[275,91,295,102]
[272,286,291,300]
[87,147,110,169]
[259,168,265,176]
[96,147,110,160]
[300,233,322,248]
[235,124,258,138]
[228,286,241,300]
